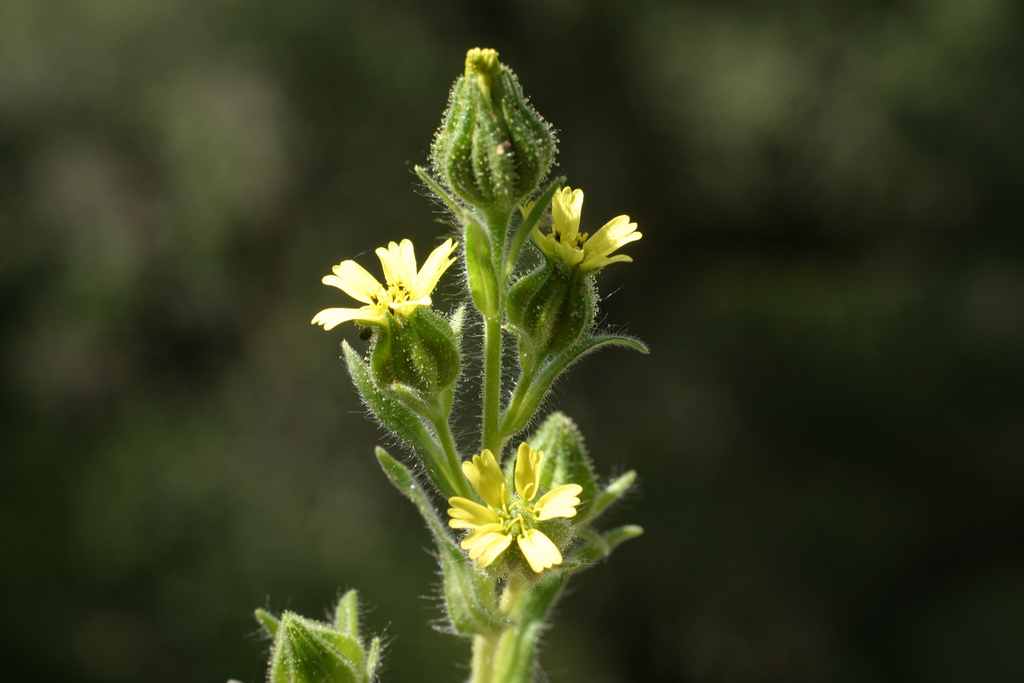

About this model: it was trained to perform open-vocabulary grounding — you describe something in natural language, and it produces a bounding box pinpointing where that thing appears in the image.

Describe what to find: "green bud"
[528,412,599,517]
[268,612,372,683]
[507,260,597,365]
[431,48,555,215]
[261,593,381,683]
[371,307,461,419]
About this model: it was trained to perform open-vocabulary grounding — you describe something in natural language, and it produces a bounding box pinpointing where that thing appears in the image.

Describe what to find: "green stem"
[432,417,475,500]
[469,574,568,683]
[482,315,503,455]
[470,634,497,683]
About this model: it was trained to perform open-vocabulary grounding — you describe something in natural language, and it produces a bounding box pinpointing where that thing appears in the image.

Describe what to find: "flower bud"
[371,307,461,418]
[507,260,596,364]
[528,412,599,513]
[431,48,555,215]
[266,605,381,683]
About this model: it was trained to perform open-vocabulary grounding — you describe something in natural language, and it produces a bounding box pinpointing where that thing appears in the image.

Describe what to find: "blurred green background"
[3,0,1023,681]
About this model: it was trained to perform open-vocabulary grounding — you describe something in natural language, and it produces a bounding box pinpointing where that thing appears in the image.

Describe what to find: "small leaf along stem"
[478,205,513,457]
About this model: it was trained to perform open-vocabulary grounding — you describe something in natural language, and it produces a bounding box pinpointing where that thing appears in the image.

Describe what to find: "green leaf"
[582,470,637,525]
[416,165,465,217]
[333,590,360,641]
[365,636,381,679]
[255,608,280,636]
[376,447,502,636]
[343,341,456,498]
[464,219,499,318]
[504,176,564,278]
[502,334,648,436]
[571,525,644,566]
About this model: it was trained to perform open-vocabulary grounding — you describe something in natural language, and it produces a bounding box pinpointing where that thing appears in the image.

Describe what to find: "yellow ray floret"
[525,187,641,273]
[311,238,458,330]
[447,443,583,573]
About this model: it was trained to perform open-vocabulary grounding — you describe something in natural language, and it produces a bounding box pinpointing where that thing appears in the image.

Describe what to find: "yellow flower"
[526,186,641,273]
[311,238,458,330]
[447,443,583,573]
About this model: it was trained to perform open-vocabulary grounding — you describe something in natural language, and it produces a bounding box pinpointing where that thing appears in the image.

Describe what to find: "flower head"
[312,238,458,330]
[447,443,583,573]
[526,187,641,273]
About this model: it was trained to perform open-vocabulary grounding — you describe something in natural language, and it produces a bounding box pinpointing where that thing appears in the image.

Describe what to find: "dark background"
[3,1,1023,682]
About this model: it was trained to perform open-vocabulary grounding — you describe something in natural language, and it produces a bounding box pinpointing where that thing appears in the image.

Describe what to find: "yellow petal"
[462,524,512,566]
[514,443,543,503]
[397,239,418,283]
[533,484,582,521]
[311,306,384,330]
[531,227,557,260]
[516,529,562,572]
[584,215,640,268]
[376,241,413,287]
[375,243,399,286]
[554,240,584,267]
[325,261,385,304]
[462,450,508,511]
[551,187,583,241]
[447,497,500,529]
[415,238,458,297]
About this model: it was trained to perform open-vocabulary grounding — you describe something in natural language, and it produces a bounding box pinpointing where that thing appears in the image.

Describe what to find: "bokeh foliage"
[2,1,1023,682]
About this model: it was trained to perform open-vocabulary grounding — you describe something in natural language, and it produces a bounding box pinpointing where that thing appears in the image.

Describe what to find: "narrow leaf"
[255,608,280,636]
[376,447,501,636]
[464,219,499,318]
[504,334,648,436]
[572,525,644,565]
[579,469,637,525]
[504,176,564,278]
[416,165,465,217]
[344,341,455,498]
[333,590,360,641]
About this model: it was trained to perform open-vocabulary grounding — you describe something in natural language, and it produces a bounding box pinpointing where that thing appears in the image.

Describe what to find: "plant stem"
[432,417,475,500]
[481,315,503,455]
[470,634,497,683]
[468,574,568,683]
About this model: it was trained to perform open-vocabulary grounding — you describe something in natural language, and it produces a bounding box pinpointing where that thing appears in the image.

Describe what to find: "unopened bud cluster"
[256,591,381,683]
[432,48,556,216]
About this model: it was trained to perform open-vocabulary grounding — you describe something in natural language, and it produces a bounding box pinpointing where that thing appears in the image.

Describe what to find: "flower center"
[551,229,588,250]
[497,498,537,539]
[367,281,420,316]
[387,282,414,303]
